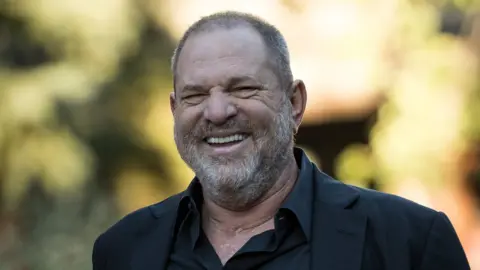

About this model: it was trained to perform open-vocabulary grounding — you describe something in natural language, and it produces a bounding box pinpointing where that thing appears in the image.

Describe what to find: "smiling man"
[92,11,470,270]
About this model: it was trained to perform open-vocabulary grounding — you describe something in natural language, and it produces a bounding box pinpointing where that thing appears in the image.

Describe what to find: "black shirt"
[167,149,313,270]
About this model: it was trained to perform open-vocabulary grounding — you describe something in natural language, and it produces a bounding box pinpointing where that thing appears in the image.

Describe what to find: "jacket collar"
[308,157,366,270]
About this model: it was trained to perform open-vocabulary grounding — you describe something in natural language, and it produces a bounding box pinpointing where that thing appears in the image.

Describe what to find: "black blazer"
[92,154,470,270]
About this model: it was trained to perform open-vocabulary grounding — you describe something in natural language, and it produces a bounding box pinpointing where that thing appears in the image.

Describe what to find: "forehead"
[176,26,276,89]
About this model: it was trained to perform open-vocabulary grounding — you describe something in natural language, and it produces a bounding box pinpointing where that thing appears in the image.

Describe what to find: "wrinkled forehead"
[175,27,277,90]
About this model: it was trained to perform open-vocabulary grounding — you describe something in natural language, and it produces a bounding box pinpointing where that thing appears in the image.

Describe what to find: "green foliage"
[0,1,184,268]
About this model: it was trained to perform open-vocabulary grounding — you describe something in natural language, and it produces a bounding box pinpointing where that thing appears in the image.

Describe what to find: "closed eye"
[232,86,259,97]
[235,86,256,90]
[182,94,206,104]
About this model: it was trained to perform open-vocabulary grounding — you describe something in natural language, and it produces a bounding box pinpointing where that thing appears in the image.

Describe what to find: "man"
[92,11,470,270]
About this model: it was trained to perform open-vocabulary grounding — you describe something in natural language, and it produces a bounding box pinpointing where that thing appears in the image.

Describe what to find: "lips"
[202,133,250,155]
[205,134,247,144]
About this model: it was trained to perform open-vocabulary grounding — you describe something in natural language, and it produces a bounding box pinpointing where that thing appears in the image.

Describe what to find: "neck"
[202,155,298,235]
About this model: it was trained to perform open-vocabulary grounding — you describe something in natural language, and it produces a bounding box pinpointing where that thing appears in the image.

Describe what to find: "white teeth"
[206,134,246,144]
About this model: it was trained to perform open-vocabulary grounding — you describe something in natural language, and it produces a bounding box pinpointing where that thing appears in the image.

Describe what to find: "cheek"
[239,102,277,130]
[175,108,202,133]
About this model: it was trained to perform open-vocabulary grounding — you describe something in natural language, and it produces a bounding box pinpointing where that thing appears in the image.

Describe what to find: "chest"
[167,221,310,270]
[210,238,249,264]
[206,219,276,264]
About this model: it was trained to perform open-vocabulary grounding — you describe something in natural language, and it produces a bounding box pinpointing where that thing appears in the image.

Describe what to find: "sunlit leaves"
[336,1,480,190]
[3,128,93,210]
[335,144,375,188]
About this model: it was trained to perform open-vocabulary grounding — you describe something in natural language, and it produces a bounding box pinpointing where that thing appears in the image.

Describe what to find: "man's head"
[170,11,307,210]
[171,11,294,93]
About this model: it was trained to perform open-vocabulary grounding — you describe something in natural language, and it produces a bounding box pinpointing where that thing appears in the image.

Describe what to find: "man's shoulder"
[354,184,434,211]
[349,184,438,225]
[314,170,437,220]
[97,192,184,244]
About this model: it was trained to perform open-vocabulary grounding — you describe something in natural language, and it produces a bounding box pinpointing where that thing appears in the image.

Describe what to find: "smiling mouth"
[204,134,248,146]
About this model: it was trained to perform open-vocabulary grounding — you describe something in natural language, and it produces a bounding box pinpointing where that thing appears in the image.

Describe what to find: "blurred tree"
[336,0,480,191]
[0,0,192,269]
[335,1,480,262]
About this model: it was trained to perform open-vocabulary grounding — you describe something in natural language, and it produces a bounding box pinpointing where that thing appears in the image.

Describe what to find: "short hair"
[171,11,294,93]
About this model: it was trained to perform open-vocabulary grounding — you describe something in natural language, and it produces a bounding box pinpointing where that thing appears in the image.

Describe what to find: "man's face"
[171,26,296,207]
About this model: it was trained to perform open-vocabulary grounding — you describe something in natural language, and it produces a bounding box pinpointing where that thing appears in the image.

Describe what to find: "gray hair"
[171,11,294,93]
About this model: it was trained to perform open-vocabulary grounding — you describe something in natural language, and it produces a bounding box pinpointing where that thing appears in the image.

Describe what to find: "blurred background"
[0,0,479,269]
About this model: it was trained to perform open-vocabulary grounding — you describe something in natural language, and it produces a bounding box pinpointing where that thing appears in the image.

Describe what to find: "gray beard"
[174,98,295,210]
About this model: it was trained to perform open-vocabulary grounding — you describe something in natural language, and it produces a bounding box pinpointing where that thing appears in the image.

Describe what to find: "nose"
[203,91,237,125]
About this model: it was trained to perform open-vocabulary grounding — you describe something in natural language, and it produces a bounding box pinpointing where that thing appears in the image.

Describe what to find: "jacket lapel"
[312,202,367,270]
[130,199,181,270]
[310,170,367,270]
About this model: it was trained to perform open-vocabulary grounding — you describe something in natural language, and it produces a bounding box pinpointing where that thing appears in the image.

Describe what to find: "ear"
[170,92,176,115]
[290,80,307,133]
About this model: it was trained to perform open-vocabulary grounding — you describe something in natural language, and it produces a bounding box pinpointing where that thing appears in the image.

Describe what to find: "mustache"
[186,119,254,139]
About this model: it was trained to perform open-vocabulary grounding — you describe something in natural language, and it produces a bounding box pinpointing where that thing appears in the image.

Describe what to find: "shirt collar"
[279,147,314,240]
[178,178,202,215]
[176,147,314,240]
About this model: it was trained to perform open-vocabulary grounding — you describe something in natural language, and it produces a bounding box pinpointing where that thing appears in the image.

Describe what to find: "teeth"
[206,134,246,144]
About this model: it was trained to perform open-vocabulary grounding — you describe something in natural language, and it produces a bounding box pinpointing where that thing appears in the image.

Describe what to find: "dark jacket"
[92,150,470,270]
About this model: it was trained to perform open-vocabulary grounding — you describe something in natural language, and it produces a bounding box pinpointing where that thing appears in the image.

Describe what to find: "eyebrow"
[181,84,207,93]
[180,76,263,94]
[225,76,260,87]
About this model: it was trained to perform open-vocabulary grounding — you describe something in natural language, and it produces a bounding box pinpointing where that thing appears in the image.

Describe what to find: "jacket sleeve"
[419,211,470,270]
[92,233,107,270]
